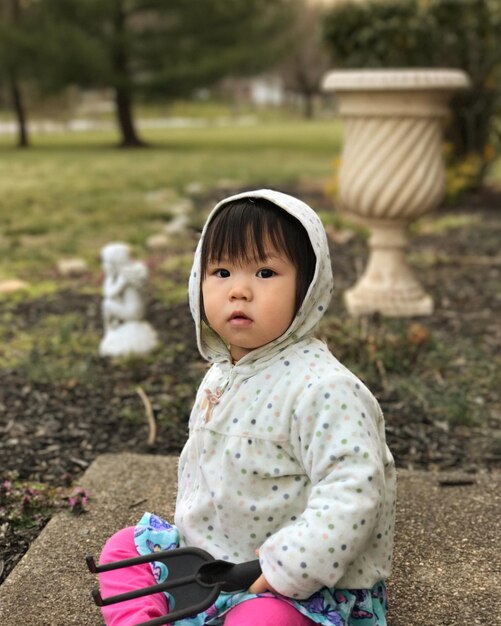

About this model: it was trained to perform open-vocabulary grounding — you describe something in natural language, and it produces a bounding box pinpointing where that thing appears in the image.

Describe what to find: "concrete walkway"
[0,453,499,625]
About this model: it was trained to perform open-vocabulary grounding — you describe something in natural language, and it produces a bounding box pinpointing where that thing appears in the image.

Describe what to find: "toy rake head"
[86,546,261,626]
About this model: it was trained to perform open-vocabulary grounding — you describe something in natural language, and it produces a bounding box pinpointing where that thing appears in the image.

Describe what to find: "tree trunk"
[112,2,146,148]
[9,74,28,148]
[114,86,146,148]
[4,0,28,147]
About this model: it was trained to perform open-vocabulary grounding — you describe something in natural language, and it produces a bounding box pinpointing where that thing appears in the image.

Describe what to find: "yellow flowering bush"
[444,142,498,203]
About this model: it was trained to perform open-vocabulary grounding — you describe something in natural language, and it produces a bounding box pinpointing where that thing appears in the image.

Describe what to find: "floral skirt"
[134,513,388,626]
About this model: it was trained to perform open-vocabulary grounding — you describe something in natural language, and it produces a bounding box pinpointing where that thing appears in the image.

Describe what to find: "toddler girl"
[98,189,396,626]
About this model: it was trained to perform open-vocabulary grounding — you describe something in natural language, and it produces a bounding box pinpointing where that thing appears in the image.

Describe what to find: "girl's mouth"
[229,311,252,327]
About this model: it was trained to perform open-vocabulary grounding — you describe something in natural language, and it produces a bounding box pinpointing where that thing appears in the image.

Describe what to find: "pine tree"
[40,0,295,147]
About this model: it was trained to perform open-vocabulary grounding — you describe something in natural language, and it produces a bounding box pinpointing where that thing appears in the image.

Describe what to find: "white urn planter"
[322,69,470,317]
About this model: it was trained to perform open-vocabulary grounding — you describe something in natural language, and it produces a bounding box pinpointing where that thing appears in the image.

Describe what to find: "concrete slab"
[0,454,499,626]
[0,454,178,626]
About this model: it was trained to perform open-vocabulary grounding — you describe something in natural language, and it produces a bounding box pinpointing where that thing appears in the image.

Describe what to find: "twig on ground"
[129,498,148,509]
[136,386,157,446]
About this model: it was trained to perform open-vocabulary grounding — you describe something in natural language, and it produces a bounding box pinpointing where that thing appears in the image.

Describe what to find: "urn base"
[343,219,434,317]
[344,284,433,317]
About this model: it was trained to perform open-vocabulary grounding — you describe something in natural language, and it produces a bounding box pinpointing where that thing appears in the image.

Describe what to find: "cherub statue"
[99,243,158,357]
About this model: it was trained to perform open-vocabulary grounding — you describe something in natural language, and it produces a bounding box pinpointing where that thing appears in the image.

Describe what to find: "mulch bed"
[1,185,500,585]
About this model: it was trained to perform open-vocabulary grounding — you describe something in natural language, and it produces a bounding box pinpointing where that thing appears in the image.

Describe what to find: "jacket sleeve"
[258,374,387,599]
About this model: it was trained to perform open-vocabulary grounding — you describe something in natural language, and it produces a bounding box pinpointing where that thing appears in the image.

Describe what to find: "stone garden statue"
[99,243,158,357]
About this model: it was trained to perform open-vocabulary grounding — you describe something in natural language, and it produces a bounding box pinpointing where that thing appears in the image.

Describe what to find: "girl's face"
[202,243,297,362]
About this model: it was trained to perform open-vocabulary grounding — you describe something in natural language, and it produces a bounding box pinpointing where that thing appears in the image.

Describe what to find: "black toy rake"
[86,546,261,626]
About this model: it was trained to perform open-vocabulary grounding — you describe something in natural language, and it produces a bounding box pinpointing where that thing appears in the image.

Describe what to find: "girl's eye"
[214,268,230,278]
[256,268,275,278]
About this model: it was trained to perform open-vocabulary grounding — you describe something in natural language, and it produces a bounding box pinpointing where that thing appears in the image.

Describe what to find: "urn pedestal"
[322,69,470,317]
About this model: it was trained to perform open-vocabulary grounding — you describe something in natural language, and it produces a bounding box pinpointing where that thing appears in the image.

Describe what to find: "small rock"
[57,258,88,277]
[164,215,190,236]
[146,233,170,251]
[0,279,29,294]
[185,182,204,196]
[170,198,194,216]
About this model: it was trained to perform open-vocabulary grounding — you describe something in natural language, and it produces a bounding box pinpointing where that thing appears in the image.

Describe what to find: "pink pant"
[99,527,316,626]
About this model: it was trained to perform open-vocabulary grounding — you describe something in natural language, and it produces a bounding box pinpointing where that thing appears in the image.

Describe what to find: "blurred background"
[0,0,500,584]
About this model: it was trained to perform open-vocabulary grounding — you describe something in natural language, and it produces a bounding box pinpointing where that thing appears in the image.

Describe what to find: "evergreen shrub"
[323,0,501,193]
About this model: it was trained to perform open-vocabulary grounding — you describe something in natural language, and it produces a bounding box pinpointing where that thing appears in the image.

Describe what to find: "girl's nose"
[229,280,252,301]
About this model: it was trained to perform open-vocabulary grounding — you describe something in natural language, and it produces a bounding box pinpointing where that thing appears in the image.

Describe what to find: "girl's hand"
[248,549,277,594]
[248,573,274,594]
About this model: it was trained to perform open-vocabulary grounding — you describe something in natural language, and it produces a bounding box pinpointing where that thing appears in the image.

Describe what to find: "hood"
[188,189,334,368]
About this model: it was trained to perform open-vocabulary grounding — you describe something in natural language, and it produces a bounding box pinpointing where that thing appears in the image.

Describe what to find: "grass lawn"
[0,117,499,461]
[0,120,341,280]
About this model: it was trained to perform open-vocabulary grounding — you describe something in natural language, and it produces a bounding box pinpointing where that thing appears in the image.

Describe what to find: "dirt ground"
[1,184,500,585]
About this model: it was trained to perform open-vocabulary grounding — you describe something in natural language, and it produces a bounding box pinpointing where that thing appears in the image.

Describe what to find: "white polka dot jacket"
[177,189,397,600]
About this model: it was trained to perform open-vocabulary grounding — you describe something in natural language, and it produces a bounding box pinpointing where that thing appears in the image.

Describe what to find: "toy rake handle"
[92,574,201,607]
[199,558,262,592]
[86,553,162,574]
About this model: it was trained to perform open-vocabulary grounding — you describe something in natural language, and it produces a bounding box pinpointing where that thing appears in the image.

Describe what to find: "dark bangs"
[201,198,316,312]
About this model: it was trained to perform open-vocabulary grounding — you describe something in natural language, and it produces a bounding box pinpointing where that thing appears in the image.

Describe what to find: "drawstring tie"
[203,387,223,421]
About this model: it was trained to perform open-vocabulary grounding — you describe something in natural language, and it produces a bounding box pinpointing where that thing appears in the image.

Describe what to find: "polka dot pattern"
[175,189,396,601]
[175,337,396,599]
